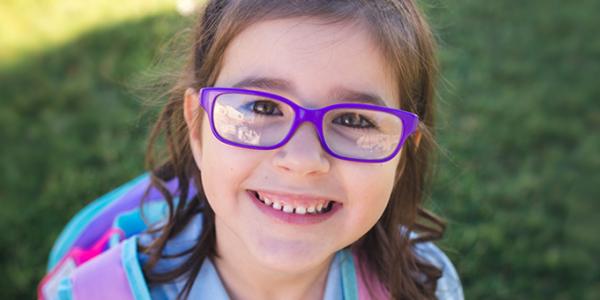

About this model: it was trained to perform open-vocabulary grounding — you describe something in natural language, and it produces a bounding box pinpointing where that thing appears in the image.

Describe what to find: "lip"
[246,190,342,225]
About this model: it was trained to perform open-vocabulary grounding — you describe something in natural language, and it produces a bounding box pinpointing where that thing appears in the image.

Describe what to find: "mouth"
[246,189,341,223]
[251,190,335,214]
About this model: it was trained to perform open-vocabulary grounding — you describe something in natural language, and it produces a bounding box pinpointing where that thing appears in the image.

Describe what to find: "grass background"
[1,0,598,299]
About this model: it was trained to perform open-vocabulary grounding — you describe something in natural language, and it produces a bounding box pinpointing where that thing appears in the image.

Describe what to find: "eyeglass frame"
[198,87,419,163]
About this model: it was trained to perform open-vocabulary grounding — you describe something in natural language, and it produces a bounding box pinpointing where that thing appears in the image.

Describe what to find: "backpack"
[38,174,180,299]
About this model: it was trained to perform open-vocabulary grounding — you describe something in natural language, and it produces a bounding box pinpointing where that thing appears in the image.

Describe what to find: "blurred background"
[0,0,598,299]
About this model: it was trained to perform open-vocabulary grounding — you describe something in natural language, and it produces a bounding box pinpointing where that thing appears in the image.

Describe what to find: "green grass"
[426,0,599,298]
[0,7,190,298]
[0,0,173,66]
[0,0,598,299]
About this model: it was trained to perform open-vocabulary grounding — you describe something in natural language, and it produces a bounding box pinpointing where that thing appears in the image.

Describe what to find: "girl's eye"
[248,100,283,116]
[332,113,376,129]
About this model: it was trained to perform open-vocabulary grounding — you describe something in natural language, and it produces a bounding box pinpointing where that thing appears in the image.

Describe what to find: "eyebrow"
[232,77,292,92]
[231,76,389,107]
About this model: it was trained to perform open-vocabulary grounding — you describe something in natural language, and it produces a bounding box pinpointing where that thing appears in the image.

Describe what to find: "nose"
[272,123,331,176]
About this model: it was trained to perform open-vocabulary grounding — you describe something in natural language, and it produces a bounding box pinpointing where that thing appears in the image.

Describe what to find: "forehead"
[214,17,399,108]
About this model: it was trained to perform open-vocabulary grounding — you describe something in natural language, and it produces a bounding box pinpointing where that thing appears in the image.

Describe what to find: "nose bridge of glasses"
[289,106,326,141]
[276,106,324,151]
[296,106,324,126]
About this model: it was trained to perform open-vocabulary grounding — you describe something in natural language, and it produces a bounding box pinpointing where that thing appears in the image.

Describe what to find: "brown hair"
[141,0,445,299]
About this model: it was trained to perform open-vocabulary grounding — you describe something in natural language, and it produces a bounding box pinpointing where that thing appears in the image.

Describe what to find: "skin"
[183,17,409,300]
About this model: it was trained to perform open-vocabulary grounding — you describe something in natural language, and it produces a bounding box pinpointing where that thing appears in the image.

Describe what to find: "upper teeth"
[272,201,282,210]
[263,197,273,206]
[256,192,330,215]
[283,205,294,213]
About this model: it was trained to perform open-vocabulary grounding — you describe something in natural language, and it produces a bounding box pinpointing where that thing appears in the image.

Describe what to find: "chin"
[250,236,335,273]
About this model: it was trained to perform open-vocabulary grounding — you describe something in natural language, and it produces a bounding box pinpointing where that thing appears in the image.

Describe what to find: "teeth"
[283,204,294,213]
[254,191,334,215]
[263,196,272,206]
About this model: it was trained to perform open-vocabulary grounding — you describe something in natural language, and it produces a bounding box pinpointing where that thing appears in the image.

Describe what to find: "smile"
[247,190,341,224]
[253,190,334,215]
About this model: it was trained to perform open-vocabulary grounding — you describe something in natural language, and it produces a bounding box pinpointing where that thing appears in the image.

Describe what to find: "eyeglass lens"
[212,92,403,160]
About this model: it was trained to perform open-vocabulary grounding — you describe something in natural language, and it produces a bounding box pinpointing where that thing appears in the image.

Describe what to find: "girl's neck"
[214,258,331,300]
[213,227,333,300]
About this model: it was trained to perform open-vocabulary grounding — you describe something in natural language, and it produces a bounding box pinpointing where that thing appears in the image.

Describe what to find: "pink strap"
[72,228,125,265]
[353,252,390,300]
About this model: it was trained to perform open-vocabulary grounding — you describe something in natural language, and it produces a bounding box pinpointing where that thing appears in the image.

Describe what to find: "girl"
[41,0,463,299]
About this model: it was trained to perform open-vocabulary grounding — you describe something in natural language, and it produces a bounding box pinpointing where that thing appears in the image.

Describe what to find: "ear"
[413,130,422,150]
[183,88,204,168]
[184,88,200,138]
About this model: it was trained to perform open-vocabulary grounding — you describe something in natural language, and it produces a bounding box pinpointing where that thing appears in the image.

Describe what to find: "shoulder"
[136,213,206,299]
[50,218,203,300]
[412,240,464,300]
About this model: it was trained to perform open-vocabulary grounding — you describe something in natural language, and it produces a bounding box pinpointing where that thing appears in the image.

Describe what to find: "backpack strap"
[351,250,390,300]
[47,174,150,271]
[40,173,191,300]
[348,242,464,300]
[54,236,151,300]
[47,173,198,271]
[339,249,359,300]
[338,248,391,300]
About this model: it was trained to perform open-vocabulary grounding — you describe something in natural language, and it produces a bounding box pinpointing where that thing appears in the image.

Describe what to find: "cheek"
[341,161,398,230]
[197,119,261,210]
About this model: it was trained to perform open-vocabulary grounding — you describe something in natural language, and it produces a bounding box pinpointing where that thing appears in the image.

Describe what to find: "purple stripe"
[71,177,197,250]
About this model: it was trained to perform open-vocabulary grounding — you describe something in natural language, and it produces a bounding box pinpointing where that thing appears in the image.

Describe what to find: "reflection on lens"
[323,108,402,160]
[212,93,294,147]
[356,134,400,154]
[214,103,261,145]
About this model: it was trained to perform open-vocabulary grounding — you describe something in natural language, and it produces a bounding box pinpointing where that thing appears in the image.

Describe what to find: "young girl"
[40,0,463,299]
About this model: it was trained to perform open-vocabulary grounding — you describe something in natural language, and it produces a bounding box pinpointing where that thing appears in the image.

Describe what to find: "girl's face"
[186,18,402,273]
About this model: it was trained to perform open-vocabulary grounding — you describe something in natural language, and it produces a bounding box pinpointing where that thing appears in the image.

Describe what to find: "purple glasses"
[199,87,419,163]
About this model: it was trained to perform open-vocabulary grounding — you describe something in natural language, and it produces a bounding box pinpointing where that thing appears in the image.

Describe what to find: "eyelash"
[332,113,377,129]
[246,100,283,116]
